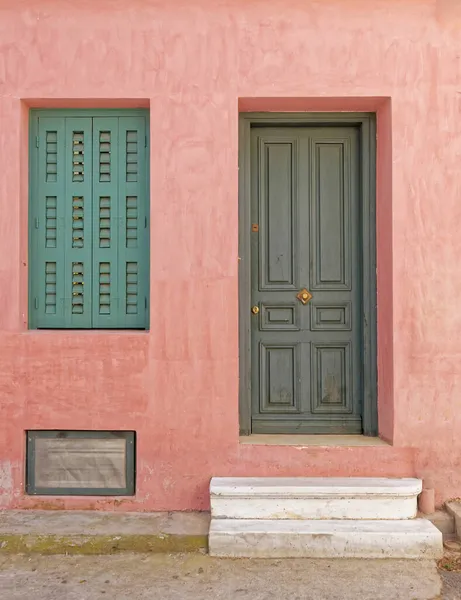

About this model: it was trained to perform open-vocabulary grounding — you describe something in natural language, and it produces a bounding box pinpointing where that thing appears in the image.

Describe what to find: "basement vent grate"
[26,430,135,496]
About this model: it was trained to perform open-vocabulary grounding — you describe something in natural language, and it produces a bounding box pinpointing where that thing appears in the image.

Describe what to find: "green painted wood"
[250,126,362,434]
[239,113,377,437]
[360,117,378,437]
[29,110,149,329]
[117,116,149,329]
[91,117,120,328]
[65,117,93,328]
[30,116,67,328]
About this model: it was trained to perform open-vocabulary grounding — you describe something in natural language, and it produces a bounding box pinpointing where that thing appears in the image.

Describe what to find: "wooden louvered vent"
[99,197,110,248]
[72,262,84,314]
[46,131,57,182]
[45,262,57,315]
[72,131,85,182]
[99,131,111,182]
[29,111,149,329]
[45,196,57,248]
[126,130,138,182]
[126,196,137,248]
[126,262,138,315]
[99,262,111,315]
[72,196,84,248]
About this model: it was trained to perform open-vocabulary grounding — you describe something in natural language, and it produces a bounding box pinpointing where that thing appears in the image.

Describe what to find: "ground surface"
[441,571,461,600]
[0,553,449,600]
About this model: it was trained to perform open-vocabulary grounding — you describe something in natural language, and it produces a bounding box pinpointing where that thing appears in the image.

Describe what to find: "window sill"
[239,434,390,447]
[23,329,149,334]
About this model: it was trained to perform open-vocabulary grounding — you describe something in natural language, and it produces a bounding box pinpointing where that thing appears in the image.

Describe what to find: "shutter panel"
[30,117,67,328]
[117,116,149,328]
[91,117,120,328]
[64,118,93,328]
[31,116,93,328]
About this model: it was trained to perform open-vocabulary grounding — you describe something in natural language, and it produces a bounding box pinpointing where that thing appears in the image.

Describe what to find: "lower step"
[209,518,443,559]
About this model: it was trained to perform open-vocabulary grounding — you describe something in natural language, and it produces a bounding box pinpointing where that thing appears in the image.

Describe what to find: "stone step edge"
[210,477,422,498]
[212,495,418,520]
[212,493,418,499]
[209,518,443,559]
[209,517,442,533]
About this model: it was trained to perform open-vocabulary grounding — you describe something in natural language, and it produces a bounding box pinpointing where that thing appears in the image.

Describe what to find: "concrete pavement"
[0,553,445,600]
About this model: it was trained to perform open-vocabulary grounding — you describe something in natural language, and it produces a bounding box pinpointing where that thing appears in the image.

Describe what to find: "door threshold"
[239,434,389,447]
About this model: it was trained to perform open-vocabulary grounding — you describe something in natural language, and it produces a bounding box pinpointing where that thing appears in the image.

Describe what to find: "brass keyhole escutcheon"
[251,305,260,315]
[296,288,312,305]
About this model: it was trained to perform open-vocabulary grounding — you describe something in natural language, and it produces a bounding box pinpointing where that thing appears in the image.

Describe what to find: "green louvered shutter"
[30,116,92,328]
[117,116,149,328]
[91,117,120,328]
[65,118,93,328]
[30,116,66,328]
[91,116,148,328]
[30,111,149,329]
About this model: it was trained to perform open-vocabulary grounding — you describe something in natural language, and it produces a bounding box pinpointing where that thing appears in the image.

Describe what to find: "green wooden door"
[250,126,362,434]
[29,111,149,329]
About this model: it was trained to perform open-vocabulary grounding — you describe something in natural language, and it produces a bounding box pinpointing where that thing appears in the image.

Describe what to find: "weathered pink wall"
[1,0,461,510]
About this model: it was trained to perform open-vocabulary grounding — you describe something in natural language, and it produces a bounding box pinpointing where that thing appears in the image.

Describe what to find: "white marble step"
[209,518,443,559]
[210,477,422,520]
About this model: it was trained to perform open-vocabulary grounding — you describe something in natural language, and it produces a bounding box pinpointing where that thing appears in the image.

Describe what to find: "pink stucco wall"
[1,0,461,510]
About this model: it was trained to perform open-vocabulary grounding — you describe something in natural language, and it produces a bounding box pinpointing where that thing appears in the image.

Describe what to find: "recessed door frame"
[238,112,377,436]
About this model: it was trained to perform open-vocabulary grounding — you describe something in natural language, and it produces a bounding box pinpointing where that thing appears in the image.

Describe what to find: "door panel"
[255,137,298,291]
[260,343,301,413]
[250,126,362,434]
[311,342,352,414]
[260,141,296,289]
[310,140,351,289]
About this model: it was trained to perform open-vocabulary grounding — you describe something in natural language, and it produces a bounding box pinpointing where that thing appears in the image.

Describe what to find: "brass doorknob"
[251,305,260,315]
[296,288,312,305]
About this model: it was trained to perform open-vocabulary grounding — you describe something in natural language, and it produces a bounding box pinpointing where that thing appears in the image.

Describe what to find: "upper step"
[210,477,422,520]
